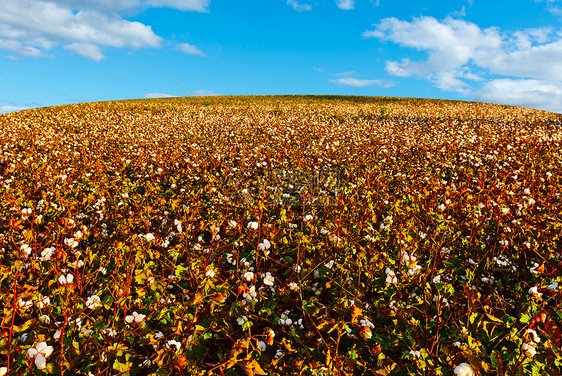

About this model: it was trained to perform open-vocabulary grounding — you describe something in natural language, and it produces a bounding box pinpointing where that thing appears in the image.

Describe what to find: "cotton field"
[0,96,561,375]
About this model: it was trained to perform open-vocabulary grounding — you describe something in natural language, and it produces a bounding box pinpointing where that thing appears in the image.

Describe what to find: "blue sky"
[1,0,562,114]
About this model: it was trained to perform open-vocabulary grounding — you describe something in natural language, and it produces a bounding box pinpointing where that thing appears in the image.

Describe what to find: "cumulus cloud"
[363,17,502,74]
[0,104,28,114]
[287,0,311,12]
[0,0,209,60]
[477,79,562,113]
[177,42,206,56]
[64,42,106,60]
[0,38,42,57]
[363,16,562,112]
[336,0,354,10]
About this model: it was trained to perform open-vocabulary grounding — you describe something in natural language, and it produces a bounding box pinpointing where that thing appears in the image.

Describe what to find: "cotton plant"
[125,311,146,324]
[257,238,271,255]
[385,268,397,284]
[27,342,54,370]
[453,363,475,376]
[262,272,275,286]
[85,294,101,309]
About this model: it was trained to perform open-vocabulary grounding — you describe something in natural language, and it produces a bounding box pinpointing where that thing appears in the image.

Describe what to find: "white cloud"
[189,89,219,96]
[449,6,466,17]
[58,0,209,12]
[177,42,206,56]
[144,92,175,98]
[64,42,106,60]
[363,16,562,112]
[287,0,311,12]
[535,0,562,16]
[330,77,388,87]
[330,72,396,88]
[0,38,42,57]
[477,79,562,113]
[143,90,219,98]
[0,104,28,114]
[145,0,209,12]
[0,0,209,60]
[479,34,562,80]
[364,17,502,74]
[336,0,354,10]
[57,0,143,12]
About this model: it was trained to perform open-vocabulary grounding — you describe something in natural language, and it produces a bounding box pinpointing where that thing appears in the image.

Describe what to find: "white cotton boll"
[205,268,215,278]
[40,247,55,261]
[258,239,271,250]
[528,286,542,298]
[527,329,540,343]
[125,315,135,324]
[39,314,50,324]
[453,363,475,376]
[35,353,47,369]
[244,271,254,281]
[263,272,275,286]
[385,268,397,284]
[166,340,182,352]
[134,312,146,323]
[58,274,74,285]
[522,343,536,357]
[53,330,61,340]
[0,367,7,376]
[20,243,32,257]
[86,295,101,309]
[247,221,259,230]
[258,340,267,352]
[174,219,183,233]
[407,264,422,277]
[144,233,155,242]
[386,275,397,284]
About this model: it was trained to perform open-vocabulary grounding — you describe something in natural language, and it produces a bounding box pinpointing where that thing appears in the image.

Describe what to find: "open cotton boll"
[453,363,474,376]
[35,353,47,369]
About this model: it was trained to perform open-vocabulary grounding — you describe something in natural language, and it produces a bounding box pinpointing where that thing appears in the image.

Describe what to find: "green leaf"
[113,359,131,373]
[520,313,531,324]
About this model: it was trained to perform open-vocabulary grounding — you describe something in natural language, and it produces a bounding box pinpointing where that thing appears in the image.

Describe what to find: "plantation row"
[0,96,561,375]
